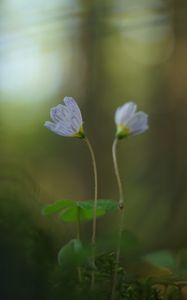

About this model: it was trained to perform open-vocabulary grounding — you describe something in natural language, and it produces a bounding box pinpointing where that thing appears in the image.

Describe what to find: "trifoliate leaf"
[42,200,76,216]
[42,199,118,222]
[59,205,105,223]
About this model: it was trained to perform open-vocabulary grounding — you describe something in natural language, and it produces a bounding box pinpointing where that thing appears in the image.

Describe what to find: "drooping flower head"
[115,101,149,139]
[44,97,85,138]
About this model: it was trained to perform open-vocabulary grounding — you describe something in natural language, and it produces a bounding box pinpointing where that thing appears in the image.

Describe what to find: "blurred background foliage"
[0,0,187,298]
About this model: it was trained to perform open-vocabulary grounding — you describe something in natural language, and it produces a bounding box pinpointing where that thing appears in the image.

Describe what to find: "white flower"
[44,97,85,138]
[115,101,149,139]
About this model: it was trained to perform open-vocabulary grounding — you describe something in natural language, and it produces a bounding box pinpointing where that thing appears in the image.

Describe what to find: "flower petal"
[132,124,149,135]
[50,104,70,123]
[45,97,84,138]
[55,122,75,136]
[44,121,56,131]
[115,102,137,125]
[71,116,82,132]
[127,111,148,134]
[64,97,83,125]
[44,121,76,136]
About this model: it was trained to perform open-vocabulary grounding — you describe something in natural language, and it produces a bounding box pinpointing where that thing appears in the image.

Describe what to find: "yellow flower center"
[116,124,130,139]
[73,125,85,138]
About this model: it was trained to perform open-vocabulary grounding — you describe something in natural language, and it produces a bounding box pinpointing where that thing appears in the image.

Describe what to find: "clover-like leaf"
[175,248,187,273]
[143,250,176,271]
[42,200,75,216]
[79,205,105,221]
[78,199,117,212]
[42,199,118,223]
[96,199,118,212]
[59,204,105,223]
[58,239,86,268]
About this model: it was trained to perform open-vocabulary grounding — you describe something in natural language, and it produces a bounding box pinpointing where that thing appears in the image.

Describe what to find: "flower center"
[116,124,130,139]
[73,125,85,138]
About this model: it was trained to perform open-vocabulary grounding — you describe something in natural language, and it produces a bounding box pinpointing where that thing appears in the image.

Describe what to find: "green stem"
[77,206,82,283]
[111,138,125,300]
[112,138,124,209]
[84,137,98,289]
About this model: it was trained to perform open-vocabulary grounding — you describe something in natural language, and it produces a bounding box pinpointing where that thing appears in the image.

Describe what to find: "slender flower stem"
[111,138,125,300]
[112,138,124,209]
[76,206,82,283]
[84,137,98,289]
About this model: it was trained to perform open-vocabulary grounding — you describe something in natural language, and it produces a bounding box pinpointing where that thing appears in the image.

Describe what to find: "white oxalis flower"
[115,101,149,139]
[44,97,85,138]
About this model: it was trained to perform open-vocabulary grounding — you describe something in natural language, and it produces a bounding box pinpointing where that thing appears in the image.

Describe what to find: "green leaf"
[96,199,118,211]
[78,199,118,212]
[79,206,105,221]
[176,248,187,272]
[58,239,86,268]
[77,201,94,209]
[144,250,176,271]
[42,199,118,222]
[42,200,76,216]
[59,205,105,223]
[59,207,78,222]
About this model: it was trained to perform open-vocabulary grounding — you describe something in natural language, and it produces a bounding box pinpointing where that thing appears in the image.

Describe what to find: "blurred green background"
[0,0,187,298]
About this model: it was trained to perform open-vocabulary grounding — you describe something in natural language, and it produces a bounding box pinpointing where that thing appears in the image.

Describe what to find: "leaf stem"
[76,206,82,283]
[84,137,98,289]
[111,138,125,300]
[76,206,81,240]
